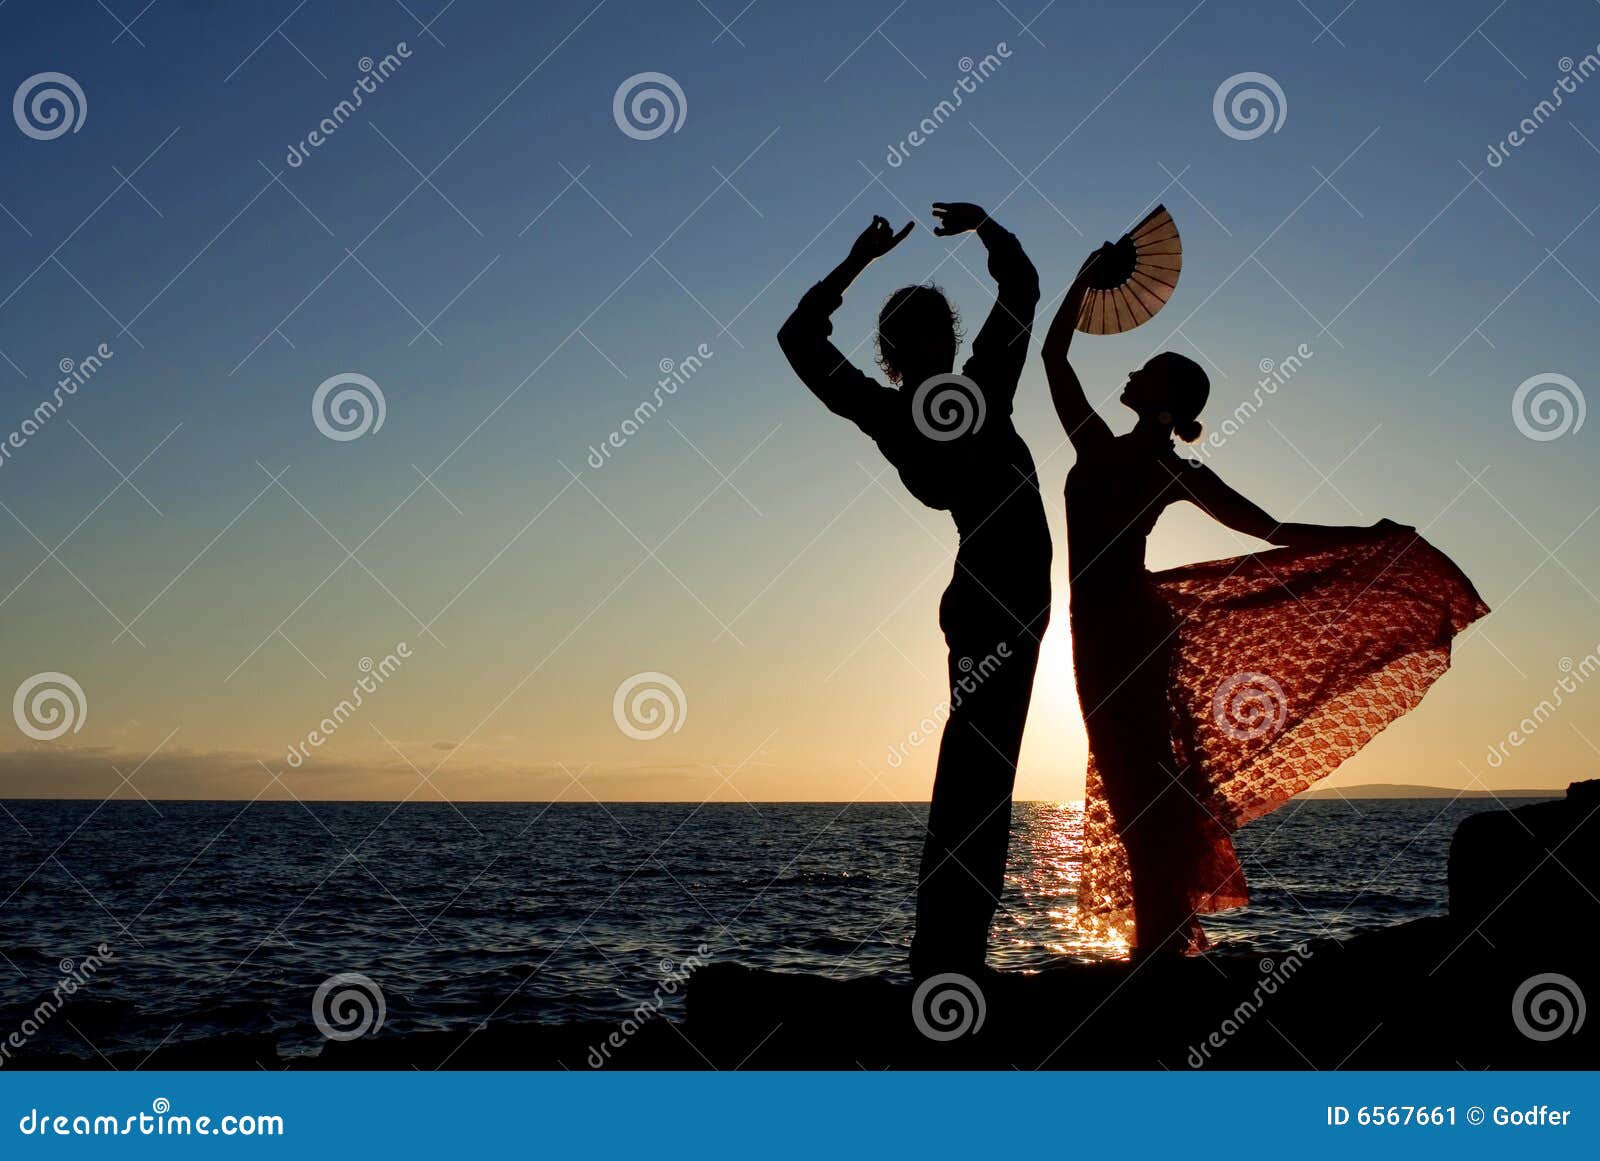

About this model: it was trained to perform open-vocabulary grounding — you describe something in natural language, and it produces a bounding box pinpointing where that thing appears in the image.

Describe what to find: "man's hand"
[849,215,915,263]
[931,202,988,236]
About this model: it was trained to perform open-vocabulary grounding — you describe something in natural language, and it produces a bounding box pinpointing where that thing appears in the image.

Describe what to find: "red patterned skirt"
[1074,530,1489,950]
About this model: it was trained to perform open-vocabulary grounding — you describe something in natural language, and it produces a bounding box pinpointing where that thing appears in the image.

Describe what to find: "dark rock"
[110,1033,282,1071]
[682,917,1596,1068]
[679,782,1600,1068]
[1449,779,1600,946]
[309,1019,696,1070]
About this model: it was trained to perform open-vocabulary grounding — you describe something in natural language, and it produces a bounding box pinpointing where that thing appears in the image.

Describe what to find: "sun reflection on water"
[993,801,1132,967]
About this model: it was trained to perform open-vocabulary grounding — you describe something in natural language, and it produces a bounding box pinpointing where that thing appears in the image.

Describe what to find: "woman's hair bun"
[1174,417,1203,443]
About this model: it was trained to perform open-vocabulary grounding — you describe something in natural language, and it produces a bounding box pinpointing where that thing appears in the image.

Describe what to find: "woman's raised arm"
[1042,245,1115,455]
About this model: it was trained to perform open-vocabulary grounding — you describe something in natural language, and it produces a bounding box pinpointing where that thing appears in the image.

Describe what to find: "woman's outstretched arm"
[1041,245,1115,454]
[777,215,912,428]
[1179,462,1404,547]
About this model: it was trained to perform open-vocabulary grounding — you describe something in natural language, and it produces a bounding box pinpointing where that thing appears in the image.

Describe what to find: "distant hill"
[1295,783,1564,800]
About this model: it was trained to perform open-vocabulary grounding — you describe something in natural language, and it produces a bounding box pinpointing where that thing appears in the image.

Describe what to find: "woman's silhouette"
[779,205,1050,975]
[1043,242,1488,956]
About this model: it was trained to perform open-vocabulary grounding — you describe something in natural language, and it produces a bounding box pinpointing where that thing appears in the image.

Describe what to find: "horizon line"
[0,788,1569,805]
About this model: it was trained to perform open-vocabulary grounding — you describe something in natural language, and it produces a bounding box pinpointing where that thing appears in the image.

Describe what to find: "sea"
[0,796,1546,1061]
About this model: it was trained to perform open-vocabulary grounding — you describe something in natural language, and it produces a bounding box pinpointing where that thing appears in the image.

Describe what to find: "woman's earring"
[1157,410,1173,425]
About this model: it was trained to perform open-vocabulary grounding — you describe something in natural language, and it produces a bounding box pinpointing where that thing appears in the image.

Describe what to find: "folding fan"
[1075,204,1183,335]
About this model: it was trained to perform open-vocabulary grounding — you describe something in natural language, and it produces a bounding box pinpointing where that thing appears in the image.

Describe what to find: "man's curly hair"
[875,284,963,385]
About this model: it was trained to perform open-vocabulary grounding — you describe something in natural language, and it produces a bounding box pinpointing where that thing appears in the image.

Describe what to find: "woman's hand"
[1047,242,1116,352]
[849,215,915,263]
[1072,241,1117,291]
[931,202,988,236]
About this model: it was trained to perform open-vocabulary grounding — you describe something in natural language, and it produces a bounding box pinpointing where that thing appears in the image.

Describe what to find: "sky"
[1,0,1598,801]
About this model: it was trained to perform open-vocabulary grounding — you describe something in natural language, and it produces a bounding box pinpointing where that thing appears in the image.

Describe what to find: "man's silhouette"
[778,203,1050,974]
